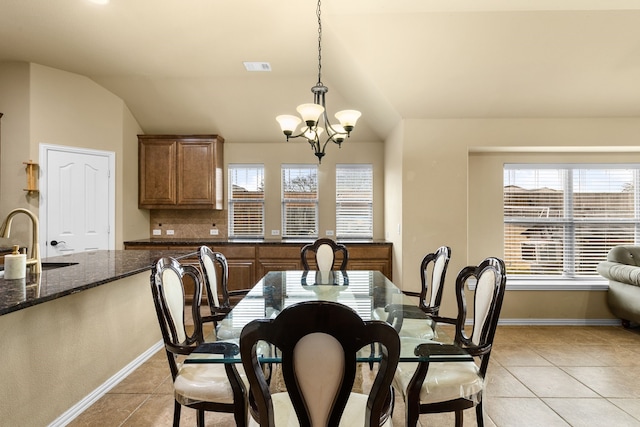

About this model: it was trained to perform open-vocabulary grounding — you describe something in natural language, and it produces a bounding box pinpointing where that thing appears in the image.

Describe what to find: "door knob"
[50,240,65,246]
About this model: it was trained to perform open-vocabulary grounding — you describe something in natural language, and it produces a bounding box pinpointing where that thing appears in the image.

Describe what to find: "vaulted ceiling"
[2,0,640,144]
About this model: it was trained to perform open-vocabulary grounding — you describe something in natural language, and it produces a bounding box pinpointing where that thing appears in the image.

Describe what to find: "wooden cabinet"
[138,135,224,209]
[346,245,393,279]
[257,246,304,279]
[212,245,256,292]
[125,241,393,299]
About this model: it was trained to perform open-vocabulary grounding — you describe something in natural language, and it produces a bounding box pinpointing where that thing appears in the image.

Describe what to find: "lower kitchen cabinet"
[125,241,392,304]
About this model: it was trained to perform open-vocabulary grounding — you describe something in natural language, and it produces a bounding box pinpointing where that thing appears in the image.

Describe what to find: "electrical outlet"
[271,229,280,236]
[325,230,334,236]
[152,229,161,236]
[166,229,175,235]
[210,229,219,236]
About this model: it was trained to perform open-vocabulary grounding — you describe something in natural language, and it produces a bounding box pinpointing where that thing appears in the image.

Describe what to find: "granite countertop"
[124,238,391,246]
[0,250,194,316]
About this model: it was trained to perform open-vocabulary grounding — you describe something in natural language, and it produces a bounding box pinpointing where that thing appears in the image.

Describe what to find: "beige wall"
[399,118,640,321]
[121,101,150,243]
[384,122,404,284]
[0,62,33,240]
[0,62,149,249]
[0,272,160,426]
[224,140,385,240]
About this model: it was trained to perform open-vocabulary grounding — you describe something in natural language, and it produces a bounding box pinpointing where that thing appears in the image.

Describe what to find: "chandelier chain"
[317,0,322,85]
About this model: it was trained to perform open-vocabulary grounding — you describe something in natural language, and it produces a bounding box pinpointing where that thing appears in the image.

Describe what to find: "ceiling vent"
[243,62,272,72]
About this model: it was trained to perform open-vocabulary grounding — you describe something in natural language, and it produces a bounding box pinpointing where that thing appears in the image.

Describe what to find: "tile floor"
[67,324,640,427]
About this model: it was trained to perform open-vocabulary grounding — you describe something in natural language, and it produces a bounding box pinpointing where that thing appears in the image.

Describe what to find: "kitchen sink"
[40,262,79,270]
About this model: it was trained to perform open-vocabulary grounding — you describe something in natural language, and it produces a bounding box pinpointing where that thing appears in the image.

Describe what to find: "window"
[282,165,318,237]
[228,164,264,237]
[336,164,373,238]
[504,164,640,279]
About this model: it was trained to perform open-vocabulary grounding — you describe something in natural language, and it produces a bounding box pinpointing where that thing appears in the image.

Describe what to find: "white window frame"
[281,164,318,238]
[503,163,640,290]
[336,164,373,239]
[228,164,265,238]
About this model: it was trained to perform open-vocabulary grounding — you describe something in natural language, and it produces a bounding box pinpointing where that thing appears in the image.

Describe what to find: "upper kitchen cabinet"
[138,135,224,209]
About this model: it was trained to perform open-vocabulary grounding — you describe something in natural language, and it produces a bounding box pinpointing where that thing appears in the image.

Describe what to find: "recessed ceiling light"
[243,62,272,72]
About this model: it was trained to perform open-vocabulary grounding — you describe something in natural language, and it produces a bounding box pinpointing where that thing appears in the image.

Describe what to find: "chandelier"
[276,0,361,164]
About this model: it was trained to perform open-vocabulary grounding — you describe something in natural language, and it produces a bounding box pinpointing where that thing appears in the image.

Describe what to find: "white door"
[40,144,115,258]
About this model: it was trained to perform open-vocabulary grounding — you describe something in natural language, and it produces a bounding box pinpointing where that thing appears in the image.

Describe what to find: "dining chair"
[383,246,452,339]
[198,245,250,338]
[300,238,348,271]
[393,257,507,427]
[150,256,248,427]
[199,245,252,312]
[240,300,400,427]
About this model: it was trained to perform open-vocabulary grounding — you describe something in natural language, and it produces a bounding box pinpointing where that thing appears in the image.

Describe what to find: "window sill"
[468,278,609,291]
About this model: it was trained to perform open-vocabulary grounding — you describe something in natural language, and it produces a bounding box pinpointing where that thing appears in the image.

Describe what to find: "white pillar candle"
[4,245,26,280]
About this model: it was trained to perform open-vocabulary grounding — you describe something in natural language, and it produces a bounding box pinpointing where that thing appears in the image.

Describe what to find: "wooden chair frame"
[385,246,451,331]
[198,245,250,325]
[240,301,400,427]
[150,256,247,427]
[403,257,507,427]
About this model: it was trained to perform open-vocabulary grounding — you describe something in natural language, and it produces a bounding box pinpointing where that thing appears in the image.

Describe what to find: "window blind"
[282,165,318,237]
[504,164,640,278]
[228,164,265,237]
[336,164,373,238]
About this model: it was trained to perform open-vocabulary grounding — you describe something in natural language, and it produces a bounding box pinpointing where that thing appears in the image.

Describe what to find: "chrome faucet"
[0,208,41,273]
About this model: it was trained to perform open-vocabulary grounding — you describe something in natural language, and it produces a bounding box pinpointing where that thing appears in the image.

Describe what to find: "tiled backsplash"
[149,210,228,239]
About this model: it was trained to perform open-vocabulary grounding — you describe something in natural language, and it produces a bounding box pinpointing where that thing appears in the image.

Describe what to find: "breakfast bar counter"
[0,249,193,426]
[0,249,193,316]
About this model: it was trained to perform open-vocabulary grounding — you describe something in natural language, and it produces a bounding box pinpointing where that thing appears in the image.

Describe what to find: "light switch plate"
[166,229,175,235]
[271,230,280,236]
[325,230,334,236]
[210,229,219,235]
[152,229,161,236]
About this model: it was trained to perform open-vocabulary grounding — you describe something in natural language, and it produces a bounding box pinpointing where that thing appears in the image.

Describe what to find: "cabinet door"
[212,245,256,292]
[138,139,176,207]
[348,260,391,279]
[227,259,256,291]
[257,260,303,279]
[177,141,215,205]
[256,246,303,278]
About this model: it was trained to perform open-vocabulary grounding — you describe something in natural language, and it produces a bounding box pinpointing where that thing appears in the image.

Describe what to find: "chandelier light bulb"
[304,126,324,140]
[296,103,325,126]
[329,124,346,143]
[334,110,362,133]
[276,115,302,136]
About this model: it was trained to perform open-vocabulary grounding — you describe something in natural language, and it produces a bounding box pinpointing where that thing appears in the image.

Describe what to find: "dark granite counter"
[124,238,391,247]
[0,249,193,316]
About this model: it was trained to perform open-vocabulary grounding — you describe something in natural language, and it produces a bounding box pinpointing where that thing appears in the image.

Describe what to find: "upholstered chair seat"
[249,390,393,427]
[393,361,483,405]
[392,318,436,340]
[175,363,249,406]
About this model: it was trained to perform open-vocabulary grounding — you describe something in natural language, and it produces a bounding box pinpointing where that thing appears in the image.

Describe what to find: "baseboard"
[49,340,164,427]
[496,318,622,326]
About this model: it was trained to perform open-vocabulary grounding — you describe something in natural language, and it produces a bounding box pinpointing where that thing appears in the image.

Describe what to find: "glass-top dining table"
[185,270,471,365]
